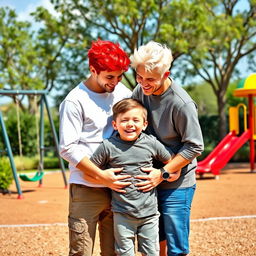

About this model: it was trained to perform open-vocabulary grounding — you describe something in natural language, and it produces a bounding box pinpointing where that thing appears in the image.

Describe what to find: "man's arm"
[59,100,131,192]
[135,154,189,192]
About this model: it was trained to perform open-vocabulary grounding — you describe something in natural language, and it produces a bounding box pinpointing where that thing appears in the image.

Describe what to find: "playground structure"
[0,90,67,198]
[196,73,256,178]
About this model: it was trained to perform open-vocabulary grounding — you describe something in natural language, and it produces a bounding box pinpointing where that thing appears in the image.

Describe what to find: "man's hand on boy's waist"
[84,168,132,193]
[101,168,132,193]
[134,167,162,192]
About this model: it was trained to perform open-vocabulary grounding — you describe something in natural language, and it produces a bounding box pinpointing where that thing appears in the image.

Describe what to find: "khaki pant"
[68,184,115,256]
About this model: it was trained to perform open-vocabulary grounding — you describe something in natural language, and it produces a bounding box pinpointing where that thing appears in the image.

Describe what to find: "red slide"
[196,130,250,176]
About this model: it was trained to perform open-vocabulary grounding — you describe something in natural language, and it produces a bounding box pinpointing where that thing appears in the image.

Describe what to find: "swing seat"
[19,171,44,182]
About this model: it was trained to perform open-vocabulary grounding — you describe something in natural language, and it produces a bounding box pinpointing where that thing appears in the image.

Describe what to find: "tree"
[184,81,217,116]
[0,8,41,111]
[32,6,92,106]
[161,0,256,138]
[0,7,82,112]
[50,0,214,90]
[2,0,255,140]
[50,0,168,88]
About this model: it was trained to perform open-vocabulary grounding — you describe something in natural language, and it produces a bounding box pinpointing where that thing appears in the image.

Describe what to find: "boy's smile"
[112,107,148,141]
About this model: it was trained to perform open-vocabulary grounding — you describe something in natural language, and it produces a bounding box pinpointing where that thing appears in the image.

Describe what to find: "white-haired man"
[130,41,204,256]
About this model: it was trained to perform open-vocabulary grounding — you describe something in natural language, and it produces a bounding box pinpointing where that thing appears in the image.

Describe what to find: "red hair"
[88,40,130,74]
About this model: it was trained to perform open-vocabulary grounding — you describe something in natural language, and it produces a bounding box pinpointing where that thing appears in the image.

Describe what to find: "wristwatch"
[160,167,170,180]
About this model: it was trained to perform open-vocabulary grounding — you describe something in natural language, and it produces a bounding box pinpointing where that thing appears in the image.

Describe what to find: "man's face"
[94,69,124,93]
[136,65,167,96]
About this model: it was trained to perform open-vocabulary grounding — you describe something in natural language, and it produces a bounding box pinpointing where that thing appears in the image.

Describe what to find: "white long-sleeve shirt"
[59,81,131,187]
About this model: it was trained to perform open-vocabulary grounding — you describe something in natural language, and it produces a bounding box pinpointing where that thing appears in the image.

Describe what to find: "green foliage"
[43,156,62,169]
[14,156,39,171]
[184,82,217,115]
[31,6,86,92]
[49,0,256,133]
[1,0,256,143]
[0,8,44,91]
[4,106,40,156]
[0,157,13,189]
[185,78,249,117]
[1,104,60,159]
[14,155,63,170]
[0,6,80,111]
[159,0,211,57]
[50,0,170,90]
[199,115,220,147]
[231,143,250,162]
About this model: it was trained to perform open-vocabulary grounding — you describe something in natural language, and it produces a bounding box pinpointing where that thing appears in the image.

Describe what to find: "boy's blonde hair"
[130,41,173,76]
[112,98,148,121]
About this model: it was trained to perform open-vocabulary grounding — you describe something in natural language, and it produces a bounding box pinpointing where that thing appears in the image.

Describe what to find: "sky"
[0,0,56,21]
[1,0,249,22]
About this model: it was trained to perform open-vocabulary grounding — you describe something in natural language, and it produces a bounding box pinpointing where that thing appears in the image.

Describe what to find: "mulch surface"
[0,163,256,255]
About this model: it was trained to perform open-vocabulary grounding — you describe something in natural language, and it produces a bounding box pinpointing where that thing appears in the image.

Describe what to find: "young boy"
[90,98,181,256]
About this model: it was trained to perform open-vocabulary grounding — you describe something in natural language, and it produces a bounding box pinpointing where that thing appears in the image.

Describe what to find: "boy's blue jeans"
[157,185,196,256]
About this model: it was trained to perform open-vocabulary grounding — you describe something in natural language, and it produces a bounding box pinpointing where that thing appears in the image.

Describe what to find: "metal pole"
[0,111,23,199]
[0,90,48,96]
[38,96,45,187]
[248,95,255,172]
[43,95,68,188]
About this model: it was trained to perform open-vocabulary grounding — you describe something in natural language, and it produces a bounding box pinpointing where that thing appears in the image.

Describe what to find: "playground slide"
[196,130,250,176]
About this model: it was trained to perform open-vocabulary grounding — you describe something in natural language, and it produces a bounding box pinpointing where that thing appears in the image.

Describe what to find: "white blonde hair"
[130,41,173,76]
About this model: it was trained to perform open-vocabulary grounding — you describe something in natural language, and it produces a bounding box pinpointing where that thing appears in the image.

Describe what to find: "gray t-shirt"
[132,79,204,189]
[91,132,172,218]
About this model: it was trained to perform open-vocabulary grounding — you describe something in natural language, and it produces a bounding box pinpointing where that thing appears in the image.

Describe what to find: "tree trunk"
[217,94,228,140]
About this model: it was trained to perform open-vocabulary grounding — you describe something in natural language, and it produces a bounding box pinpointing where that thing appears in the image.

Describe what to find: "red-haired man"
[59,40,132,256]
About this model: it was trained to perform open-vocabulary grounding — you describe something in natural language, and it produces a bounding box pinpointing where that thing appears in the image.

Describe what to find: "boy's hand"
[134,167,162,192]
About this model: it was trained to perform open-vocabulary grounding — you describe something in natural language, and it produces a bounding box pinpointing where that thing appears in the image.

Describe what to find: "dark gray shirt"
[91,132,172,218]
[132,79,204,189]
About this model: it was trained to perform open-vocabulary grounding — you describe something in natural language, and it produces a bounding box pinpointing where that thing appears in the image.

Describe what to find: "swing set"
[0,90,67,199]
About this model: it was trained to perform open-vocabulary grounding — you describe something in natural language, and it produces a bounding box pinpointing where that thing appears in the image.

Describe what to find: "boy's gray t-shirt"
[91,132,172,218]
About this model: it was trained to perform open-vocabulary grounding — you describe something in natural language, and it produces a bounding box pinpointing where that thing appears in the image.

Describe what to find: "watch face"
[162,171,170,179]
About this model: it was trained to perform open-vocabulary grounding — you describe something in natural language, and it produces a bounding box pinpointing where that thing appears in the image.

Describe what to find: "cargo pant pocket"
[68,216,87,256]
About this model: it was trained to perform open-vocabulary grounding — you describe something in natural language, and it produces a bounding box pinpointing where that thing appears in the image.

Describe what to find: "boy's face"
[90,66,124,93]
[136,65,169,96]
[112,107,148,141]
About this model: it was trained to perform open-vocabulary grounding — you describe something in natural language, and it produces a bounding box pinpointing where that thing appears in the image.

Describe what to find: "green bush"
[43,157,61,169]
[13,155,68,170]
[199,115,220,147]
[230,143,250,162]
[0,157,13,189]
[197,145,213,161]
[3,105,60,158]
[14,155,39,171]
[5,107,39,156]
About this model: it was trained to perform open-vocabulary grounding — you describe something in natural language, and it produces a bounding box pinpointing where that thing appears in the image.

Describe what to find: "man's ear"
[90,65,97,75]
[112,120,118,130]
[163,71,170,79]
